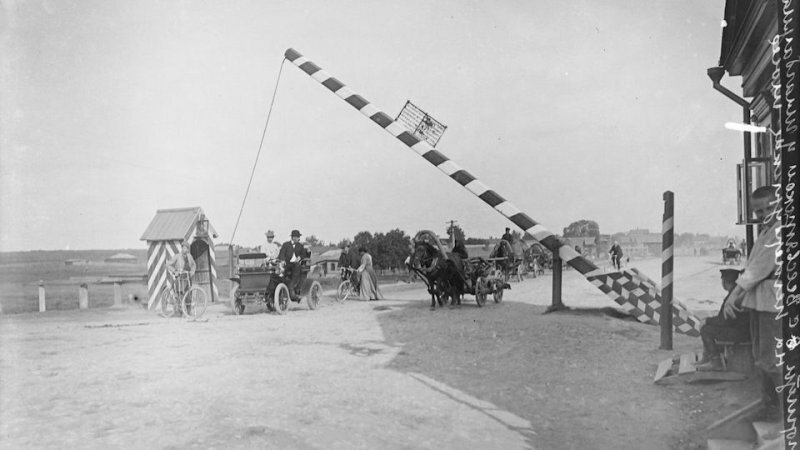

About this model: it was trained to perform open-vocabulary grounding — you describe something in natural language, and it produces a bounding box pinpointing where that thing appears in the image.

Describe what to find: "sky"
[0,0,750,251]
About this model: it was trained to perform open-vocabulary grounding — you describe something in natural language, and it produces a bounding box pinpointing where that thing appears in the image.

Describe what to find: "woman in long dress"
[357,247,384,301]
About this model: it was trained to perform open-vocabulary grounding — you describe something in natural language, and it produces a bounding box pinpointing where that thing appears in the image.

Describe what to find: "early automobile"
[229,252,321,315]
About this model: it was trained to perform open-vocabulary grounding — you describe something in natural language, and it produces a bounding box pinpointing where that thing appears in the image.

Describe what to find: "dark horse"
[490,240,515,280]
[410,241,460,310]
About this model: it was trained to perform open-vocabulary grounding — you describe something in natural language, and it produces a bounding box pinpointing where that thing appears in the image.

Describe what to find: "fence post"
[660,191,674,350]
[113,283,122,307]
[79,283,89,310]
[38,280,46,312]
[546,254,565,313]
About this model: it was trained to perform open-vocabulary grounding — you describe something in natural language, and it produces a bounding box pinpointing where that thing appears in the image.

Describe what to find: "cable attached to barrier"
[229,57,286,245]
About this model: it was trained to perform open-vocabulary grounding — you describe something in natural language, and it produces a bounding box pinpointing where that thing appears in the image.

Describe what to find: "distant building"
[104,253,137,264]
[65,258,90,266]
[310,248,342,276]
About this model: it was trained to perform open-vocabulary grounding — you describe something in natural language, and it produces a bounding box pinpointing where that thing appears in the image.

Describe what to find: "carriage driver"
[278,229,310,299]
[262,230,280,261]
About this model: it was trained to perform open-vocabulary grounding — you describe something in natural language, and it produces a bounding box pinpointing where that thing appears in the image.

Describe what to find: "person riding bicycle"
[167,242,196,294]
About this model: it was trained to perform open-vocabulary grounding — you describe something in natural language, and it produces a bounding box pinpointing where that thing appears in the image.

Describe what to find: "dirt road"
[0,257,754,449]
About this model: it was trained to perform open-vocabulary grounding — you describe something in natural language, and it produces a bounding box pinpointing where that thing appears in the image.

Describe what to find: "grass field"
[0,250,148,313]
[0,249,419,313]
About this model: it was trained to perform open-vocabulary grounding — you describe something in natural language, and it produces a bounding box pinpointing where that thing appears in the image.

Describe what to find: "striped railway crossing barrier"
[284,48,701,337]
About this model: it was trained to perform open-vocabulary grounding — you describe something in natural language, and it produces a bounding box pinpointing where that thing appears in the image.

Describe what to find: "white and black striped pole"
[284,48,596,275]
[284,48,701,336]
[660,191,674,350]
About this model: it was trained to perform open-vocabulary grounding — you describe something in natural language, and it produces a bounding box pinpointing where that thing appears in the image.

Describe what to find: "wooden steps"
[654,351,747,385]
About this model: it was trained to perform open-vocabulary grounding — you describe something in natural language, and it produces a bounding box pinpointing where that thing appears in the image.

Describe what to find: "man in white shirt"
[723,186,780,420]
[262,230,280,261]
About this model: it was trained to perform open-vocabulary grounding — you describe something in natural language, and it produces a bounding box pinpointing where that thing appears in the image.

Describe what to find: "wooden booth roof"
[140,207,218,242]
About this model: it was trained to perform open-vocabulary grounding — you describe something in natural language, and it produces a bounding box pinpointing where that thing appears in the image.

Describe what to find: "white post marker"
[38,280,46,312]
[114,283,122,307]
[79,284,88,310]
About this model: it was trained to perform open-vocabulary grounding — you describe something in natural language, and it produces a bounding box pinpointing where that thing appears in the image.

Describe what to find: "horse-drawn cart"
[409,230,509,309]
[229,252,321,315]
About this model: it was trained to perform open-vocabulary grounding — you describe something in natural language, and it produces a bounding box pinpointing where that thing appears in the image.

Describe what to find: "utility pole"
[446,220,458,248]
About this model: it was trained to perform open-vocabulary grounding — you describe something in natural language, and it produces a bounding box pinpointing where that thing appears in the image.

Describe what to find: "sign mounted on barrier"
[395,101,447,147]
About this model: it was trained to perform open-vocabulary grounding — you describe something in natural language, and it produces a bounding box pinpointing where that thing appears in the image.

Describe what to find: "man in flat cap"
[695,268,750,371]
[278,229,310,299]
[262,230,280,261]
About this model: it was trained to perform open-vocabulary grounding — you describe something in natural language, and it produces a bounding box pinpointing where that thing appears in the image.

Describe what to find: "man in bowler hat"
[279,229,310,299]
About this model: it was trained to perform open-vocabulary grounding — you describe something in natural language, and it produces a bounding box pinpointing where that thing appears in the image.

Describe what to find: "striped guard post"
[284,48,701,336]
[661,191,675,348]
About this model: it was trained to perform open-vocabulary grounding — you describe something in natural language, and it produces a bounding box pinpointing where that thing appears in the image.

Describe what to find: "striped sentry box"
[147,240,180,309]
[284,48,701,336]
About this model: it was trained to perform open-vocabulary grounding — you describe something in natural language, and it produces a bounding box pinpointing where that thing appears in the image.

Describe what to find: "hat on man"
[720,268,742,281]
[265,230,275,238]
[291,229,301,237]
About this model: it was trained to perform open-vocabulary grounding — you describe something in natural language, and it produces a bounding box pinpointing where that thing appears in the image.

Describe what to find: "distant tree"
[336,238,352,249]
[445,224,466,244]
[465,237,488,245]
[349,229,411,271]
[304,235,324,247]
[563,220,600,238]
[352,231,374,251]
[371,228,411,270]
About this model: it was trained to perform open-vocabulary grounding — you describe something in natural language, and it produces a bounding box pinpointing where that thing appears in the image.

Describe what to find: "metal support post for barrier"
[547,255,565,313]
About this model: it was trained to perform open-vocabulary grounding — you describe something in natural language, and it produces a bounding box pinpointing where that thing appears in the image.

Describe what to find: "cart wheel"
[158,286,178,318]
[182,286,208,319]
[493,286,504,303]
[307,281,321,310]
[274,284,290,315]
[337,280,351,302]
[475,278,487,307]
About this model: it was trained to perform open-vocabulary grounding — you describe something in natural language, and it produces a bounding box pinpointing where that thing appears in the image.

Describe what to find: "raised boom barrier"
[284,48,701,336]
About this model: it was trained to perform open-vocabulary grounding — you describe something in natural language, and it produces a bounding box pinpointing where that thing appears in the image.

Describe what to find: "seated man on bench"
[695,268,751,371]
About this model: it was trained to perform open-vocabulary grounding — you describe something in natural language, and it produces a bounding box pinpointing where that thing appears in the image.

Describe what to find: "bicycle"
[158,270,208,319]
[336,267,361,302]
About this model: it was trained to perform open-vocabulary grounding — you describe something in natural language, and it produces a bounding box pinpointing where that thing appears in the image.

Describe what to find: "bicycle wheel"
[158,286,178,318]
[182,286,208,319]
[274,283,290,315]
[337,280,351,302]
[306,281,321,310]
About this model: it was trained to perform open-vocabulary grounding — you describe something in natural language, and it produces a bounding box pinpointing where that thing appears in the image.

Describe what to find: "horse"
[410,241,459,310]
[490,240,515,280]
